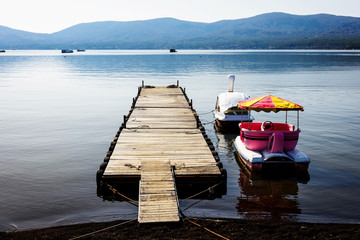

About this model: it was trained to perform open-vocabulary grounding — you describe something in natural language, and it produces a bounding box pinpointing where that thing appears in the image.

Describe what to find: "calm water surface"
[1,50,360,231]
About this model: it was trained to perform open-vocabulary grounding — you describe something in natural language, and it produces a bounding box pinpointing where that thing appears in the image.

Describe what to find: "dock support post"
[123,115,127,128]
[132,98,135,108]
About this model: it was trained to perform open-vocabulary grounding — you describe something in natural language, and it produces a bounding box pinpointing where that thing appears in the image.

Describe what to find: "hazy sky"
[2,0,360,33]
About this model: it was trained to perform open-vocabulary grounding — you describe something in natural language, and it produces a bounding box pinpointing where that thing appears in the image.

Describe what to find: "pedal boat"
[234,95,310,172]
[214,75,254,131]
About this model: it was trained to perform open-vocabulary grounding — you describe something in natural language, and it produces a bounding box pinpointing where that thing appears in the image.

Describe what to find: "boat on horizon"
[234,94,310,172]
[214,75,254,132]
[61,49,73,53]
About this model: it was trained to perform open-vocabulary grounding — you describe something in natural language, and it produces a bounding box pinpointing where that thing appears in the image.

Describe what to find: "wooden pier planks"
[102,86,221,223]
[138,160,179,223]
[126,108,197,129]
[135,87,190,109]
[104,128,220,177]
[126,87,196,129]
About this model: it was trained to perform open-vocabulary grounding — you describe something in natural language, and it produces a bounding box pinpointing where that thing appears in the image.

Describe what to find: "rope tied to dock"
[105,183,138,206]
[200,119,216,125]
[101,181,229,239]
[197,110,215,115]
[181,181,224,201]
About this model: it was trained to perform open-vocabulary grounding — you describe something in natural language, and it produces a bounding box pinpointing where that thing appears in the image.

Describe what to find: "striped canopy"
[238,95,304,112]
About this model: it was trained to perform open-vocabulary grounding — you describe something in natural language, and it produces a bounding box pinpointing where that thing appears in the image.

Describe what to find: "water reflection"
[237,168,310,221]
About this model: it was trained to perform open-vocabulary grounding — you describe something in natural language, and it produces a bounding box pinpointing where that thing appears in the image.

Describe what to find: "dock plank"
[138,160,179,223]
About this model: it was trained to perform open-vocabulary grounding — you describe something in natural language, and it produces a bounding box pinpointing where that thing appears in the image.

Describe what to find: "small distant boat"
[214,75,254,132]
[77,49,85,52]
[0,50,5,53]
[170,49,177,52]
[234,95,310,172]
[61,49,73,53]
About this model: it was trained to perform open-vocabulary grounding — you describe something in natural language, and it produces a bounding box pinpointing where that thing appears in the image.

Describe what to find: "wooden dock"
[97,85,226,224]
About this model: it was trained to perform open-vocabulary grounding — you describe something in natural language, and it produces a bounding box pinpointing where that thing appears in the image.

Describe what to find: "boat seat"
[261,121,274,131]
[261,122,295,131]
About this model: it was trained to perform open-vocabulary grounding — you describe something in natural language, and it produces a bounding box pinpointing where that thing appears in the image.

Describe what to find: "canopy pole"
[285,111,288,123]
[248,111,251,130]
[297,111,300,130]
[241,110,243,125]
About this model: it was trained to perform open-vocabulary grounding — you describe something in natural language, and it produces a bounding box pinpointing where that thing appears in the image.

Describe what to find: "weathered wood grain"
[138,160,179,223]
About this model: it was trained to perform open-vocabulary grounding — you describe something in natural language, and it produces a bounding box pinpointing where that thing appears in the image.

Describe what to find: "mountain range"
[1,12,360,49]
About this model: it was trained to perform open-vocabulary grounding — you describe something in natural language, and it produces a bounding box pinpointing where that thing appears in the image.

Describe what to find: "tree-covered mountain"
[1,12,360,49]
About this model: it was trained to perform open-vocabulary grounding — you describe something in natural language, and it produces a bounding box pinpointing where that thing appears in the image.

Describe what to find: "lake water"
[1,50,360,231]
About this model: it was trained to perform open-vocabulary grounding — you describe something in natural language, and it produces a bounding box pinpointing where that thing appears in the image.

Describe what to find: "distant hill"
[1,12,360,49]
[0,26,49,49]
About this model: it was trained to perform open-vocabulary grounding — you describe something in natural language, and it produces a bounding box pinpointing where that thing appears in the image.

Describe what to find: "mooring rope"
[185,218,231,240]
[105,180,222,206]
[181,199,202,211]
[180,181,224,201]
[105,183,138,206]
[202,119,216,125]
[178,181,230,239]
[84,182,228,240]
[179,210,231,240]
[197,110,215,115]
[69,219,137,240]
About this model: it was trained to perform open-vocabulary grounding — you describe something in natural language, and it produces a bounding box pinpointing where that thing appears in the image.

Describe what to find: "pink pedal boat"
[234,95,310,172]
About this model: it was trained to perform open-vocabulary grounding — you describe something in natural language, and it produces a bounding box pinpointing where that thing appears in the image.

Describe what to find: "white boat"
[214,75,253,131]
[234,136,310,172]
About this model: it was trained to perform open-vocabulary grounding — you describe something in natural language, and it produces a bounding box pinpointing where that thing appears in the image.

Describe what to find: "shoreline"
[1,218,359,240]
